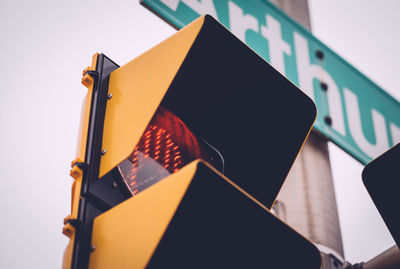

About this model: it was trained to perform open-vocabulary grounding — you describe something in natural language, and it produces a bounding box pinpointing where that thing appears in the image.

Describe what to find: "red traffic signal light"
[118,105,223,195]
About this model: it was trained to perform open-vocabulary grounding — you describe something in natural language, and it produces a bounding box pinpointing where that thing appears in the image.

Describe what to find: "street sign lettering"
[141,0,400,164]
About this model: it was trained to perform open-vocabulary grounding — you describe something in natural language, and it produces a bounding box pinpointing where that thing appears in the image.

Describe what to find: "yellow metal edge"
[76,53,99,161]
[62,233,75,269]
[89,161,200,269]
[99,16,206,178]
[70,170,83,220]
[62,53,99,268]
[61,160,84,267]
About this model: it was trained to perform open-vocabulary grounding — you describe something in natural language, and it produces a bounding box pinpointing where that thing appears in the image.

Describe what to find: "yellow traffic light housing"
[64,15,319,269]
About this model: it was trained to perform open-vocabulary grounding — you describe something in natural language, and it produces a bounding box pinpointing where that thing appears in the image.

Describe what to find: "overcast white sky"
[309,0,400,263]
[0,0,399,268]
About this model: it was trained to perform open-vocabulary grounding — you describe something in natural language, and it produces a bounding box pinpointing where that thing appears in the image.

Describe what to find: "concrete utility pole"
[269,0,345,267]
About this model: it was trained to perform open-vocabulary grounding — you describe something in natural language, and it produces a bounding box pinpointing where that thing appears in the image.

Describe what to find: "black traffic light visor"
[101,15,316,209]
[362,143,400,247]
[161,15,316,208]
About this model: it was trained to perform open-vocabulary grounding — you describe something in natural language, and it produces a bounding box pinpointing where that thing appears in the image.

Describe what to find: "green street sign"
[141,0,400,165]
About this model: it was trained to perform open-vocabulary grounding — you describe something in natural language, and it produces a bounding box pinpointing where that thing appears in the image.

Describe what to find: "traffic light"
[362,143,400,247]
[63,15,320,268]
